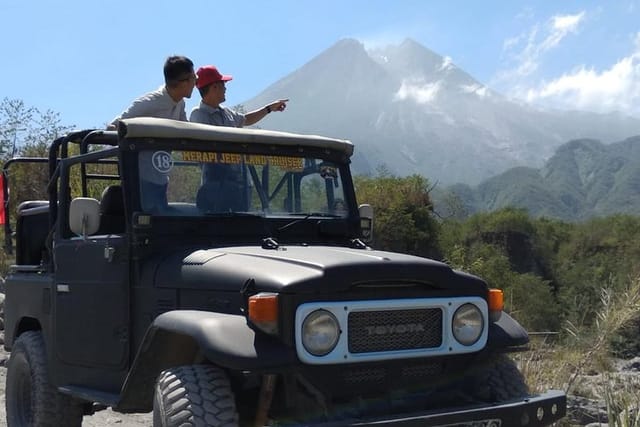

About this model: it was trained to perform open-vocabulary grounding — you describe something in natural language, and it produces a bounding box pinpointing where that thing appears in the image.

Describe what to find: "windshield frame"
[118,136,360,243]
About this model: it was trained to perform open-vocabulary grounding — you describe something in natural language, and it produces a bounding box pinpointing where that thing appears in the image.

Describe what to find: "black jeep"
[2,117,565,426]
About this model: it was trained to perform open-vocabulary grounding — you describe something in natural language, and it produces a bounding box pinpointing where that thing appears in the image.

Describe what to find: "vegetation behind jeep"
[2,118,565,426]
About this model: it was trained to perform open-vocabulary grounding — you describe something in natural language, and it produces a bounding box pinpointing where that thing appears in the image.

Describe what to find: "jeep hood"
[153,246,486,295]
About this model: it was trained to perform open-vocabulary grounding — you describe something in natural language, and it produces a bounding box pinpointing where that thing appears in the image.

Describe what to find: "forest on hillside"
[356,172,640,349]
[433,136,640,221]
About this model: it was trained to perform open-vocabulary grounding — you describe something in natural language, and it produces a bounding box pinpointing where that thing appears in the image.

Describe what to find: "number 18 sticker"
[152,151,173,173]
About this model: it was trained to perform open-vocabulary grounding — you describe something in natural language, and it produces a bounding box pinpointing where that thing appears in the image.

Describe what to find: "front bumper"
[306,390,566,427]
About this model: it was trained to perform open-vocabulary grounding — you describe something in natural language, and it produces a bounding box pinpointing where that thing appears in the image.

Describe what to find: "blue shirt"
[189,102,245,127]
[189,103,248,211]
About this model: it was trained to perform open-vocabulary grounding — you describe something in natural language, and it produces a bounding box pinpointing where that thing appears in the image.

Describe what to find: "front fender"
[116,310,298,412]
[487,312,530,350]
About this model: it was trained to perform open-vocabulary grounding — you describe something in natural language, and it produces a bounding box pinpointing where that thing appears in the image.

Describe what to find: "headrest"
[100,185,124,215]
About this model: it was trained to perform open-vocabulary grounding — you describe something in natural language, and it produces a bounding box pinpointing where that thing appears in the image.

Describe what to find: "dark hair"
[164,55,194,86]
[198,84,212,98]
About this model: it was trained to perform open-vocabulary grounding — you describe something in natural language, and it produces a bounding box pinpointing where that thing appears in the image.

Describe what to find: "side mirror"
[358,204,374,243]
[69,198,100,237]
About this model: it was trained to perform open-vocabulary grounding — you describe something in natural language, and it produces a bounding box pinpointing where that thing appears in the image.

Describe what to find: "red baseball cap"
[196,65,233,89]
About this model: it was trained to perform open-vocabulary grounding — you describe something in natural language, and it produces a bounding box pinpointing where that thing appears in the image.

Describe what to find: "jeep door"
[51,152,130,392]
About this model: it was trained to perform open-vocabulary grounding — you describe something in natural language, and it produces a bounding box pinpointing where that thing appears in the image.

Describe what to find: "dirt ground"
[0,328,637,426]
[0,345,152,427]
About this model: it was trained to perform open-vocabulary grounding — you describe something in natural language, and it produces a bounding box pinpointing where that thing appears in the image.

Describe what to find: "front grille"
[348,308,442,353]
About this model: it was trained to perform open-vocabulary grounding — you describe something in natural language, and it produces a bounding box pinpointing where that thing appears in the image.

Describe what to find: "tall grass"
[518,276,640,426]
[602,372,640,427]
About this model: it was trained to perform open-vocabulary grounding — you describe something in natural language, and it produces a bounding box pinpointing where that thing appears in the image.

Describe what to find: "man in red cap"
[189,65,289,212]
[189,65,288,126]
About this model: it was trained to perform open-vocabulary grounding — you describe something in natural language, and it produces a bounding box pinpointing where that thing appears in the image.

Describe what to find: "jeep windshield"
[137,149,350,219]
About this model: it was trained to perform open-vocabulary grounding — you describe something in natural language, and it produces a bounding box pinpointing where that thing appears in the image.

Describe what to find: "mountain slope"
[440,136,640,220]
[243,38,640,185]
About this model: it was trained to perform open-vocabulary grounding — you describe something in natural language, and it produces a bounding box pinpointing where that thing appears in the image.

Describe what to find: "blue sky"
[1,0,639,129]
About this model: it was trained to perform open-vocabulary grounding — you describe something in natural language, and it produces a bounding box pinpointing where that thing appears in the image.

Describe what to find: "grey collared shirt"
[111,86,187,185]
[111,86,187,125]
[189,102,245,128]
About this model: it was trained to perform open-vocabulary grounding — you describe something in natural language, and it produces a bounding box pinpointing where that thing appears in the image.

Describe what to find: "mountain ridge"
[242,38,640,185]
[438,136,640,220]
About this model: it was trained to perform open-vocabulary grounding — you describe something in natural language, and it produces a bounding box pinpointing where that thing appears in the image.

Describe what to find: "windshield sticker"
[151,151,174,173]
[181,151,304,171]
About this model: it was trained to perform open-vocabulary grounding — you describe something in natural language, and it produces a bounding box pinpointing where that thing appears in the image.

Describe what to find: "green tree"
[0,99,74,275]
[1,98,73,159]
[1,98,74,206]
[0,98,35,159]
[439,208,563,331]
[354,173,440,258]
[554,215,640,328]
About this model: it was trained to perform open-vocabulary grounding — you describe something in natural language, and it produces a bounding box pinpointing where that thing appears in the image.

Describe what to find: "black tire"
[470,354,530,402]
[153,365,239,427]
[6,330,83,427]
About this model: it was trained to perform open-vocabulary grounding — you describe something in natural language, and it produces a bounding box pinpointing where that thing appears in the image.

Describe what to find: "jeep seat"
[98,185,125,234]
[15,200,49,265]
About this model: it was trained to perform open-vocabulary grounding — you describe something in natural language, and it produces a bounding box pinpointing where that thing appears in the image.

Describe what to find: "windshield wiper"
[202,211,265,218]
[277,212,341,233]
[286,212,342,217]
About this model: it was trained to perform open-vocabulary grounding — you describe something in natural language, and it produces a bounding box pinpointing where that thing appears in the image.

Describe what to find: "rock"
[567,395,609,426]
[618,357,640,372]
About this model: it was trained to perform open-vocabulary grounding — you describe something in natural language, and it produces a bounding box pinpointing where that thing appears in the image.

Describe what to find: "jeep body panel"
[116,310,298,412]
[4,271,53,348]
[152,246,485,294]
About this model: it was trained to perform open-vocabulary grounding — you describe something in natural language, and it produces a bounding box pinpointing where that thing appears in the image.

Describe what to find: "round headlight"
[302,310,340,356]
[452,303,484,346]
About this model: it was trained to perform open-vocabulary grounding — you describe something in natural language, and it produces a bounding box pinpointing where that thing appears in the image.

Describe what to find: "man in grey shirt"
[189,65,288,212]
[110,55,196,212]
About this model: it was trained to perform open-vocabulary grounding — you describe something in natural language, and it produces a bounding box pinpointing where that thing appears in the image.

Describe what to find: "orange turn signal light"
[488,288,504,312]
[248,293,279,334]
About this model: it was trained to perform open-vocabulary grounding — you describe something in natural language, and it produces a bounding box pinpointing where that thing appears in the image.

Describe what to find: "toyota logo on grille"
[365,323,425,336]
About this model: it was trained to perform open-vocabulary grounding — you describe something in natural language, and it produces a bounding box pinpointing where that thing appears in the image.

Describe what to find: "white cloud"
[502,35,522,52]
[501,11,586,78]
[460,83,489,98]
[523,33,640,114]
[360,32,406,50]
[552,13,584,33]
[440,56,454,71]
[490,10,640,116]
[394,79,442,104]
